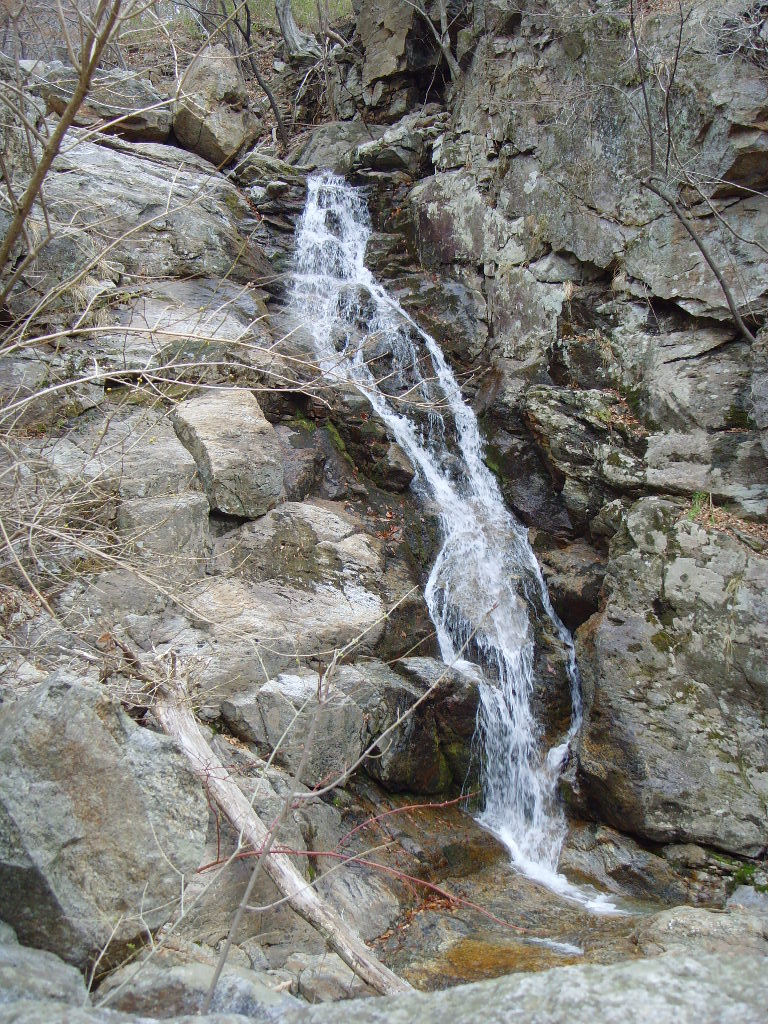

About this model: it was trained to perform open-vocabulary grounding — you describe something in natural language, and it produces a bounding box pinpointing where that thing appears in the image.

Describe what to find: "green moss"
[650,630,674,653]
[325,421,355,467]
[724,404,755,430]
[290,409,317,433]
[710,850,741,868]
[733,862,756,885]
[223,188,242,215]
[483,448,503,478]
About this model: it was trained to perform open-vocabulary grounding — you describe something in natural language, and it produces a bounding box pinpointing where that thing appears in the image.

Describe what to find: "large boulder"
[5,131,269,318]
[296,952,767,1024]
[219,653,479,793]
[288,121,387,173]
[633,906,768,957]
[95,277,274,379]
[0,676,207,966]
[39,62,172,142]
[221,668,366,787]
[559,823,696,904]
[174,45,259,166]
[343,109,449,178]
[573,497,768,856]
[2,953,768,1022]
[0,924,90,1007]
[172,389,285,517]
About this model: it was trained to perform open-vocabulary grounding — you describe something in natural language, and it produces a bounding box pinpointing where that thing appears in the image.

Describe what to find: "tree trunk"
[155,685,413,997]
[275,0,321,59]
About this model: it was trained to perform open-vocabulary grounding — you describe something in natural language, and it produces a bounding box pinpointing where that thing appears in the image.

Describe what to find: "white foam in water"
[291,173,620,915]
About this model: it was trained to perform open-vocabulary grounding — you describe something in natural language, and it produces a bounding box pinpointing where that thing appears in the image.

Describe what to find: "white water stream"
[291,173,616,913]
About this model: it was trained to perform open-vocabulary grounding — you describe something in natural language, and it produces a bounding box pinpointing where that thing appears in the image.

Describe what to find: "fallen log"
[155,685,412,997]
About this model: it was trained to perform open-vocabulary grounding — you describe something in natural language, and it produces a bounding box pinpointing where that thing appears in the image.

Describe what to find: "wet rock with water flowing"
[291,173,585,896]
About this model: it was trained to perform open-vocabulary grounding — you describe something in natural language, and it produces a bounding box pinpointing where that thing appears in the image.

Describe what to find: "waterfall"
[291,173,610,909]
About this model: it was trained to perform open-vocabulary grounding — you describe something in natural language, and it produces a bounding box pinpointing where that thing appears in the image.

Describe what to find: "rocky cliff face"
[345,0,768,883]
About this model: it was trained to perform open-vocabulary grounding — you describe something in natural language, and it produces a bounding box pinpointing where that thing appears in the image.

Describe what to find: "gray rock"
[355,1,442,113]
[644,429,768,519]
[634,905,768,956]
[371,442,415,491]
[574,497,768,856]
[172,389,285,517]
[84,408,200,502]
[559,823,693,904]
[6,130,269,316]
[0,349,103,430]
[393,657,480,786]
[346,110,449,178]
[536,540,606,631]
[221,669,365,787]
[727,886,768,914]
[117,493,210,572]
[0,927,90,1006]
[233,151,307,188]
[98,960,299,1019]
[297,953,768,1024]
[174,568,387,711]
[96,278,274,380]
[523,386,646,530]
[433,5,768,323]
[409,171,527,270]
[289,122,387,173]
[0,1002,262,1023]
[0,676,207,966]
[39,62,172,141]
[174,45,259,165]
[605,324,750,434]
[284,952,373,1003]
[0,1004,133,1023]
[275,425,326,501]
[314,866,401,944]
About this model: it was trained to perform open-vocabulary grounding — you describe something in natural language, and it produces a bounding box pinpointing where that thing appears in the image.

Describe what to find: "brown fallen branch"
[154,681,413,997]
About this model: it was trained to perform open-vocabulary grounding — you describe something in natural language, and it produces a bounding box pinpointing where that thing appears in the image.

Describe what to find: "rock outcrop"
[573,498,768,857]
[174,44,259,165]
[172,389,286,517]
[39,62,172,142]
[3,0,768,1007]
[0,677,207,966]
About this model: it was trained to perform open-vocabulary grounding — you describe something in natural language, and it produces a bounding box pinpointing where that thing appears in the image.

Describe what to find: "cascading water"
[291,173,612,910]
